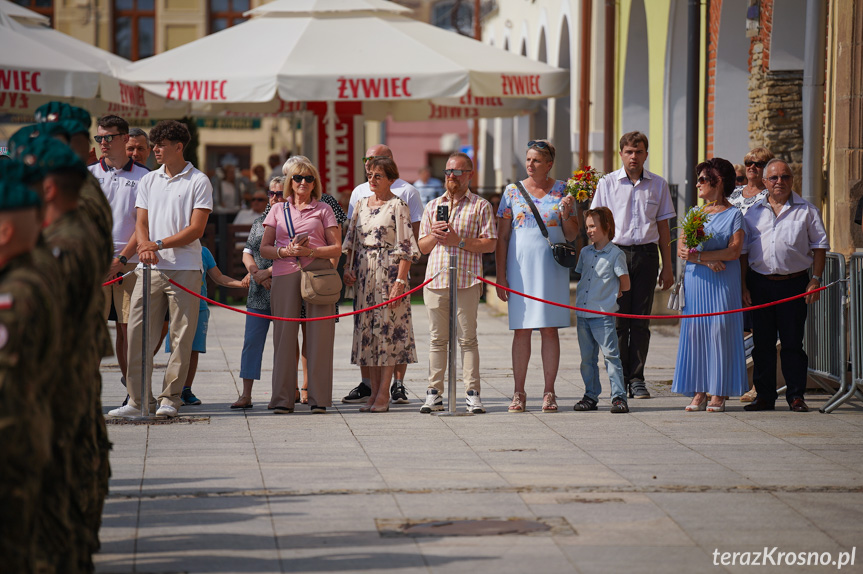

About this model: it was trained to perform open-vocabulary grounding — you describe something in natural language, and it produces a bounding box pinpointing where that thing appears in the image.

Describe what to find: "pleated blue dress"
[672,207,748,397]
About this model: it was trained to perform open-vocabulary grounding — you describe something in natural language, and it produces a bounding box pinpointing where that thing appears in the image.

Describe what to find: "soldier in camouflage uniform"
[0,162,61,573]
[17,136,108,572]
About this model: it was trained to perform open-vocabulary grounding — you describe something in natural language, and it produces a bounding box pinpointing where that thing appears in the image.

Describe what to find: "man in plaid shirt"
[418,152,497,414]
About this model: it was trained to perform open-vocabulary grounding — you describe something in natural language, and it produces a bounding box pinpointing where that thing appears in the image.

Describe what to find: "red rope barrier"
[162,272,438,322]
[101,270,135,287]
[474,274,839,320]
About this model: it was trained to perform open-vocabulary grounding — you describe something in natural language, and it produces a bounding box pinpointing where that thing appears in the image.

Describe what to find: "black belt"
[615,243,657,253]
[756,270,809,281]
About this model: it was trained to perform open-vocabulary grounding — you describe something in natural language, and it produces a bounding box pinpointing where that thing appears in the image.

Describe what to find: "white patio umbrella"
[118,0,569,106]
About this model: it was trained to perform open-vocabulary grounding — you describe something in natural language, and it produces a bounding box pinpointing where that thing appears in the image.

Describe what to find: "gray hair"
[128,127,149,143]
[270,175,286,187]
[764,158,790,172]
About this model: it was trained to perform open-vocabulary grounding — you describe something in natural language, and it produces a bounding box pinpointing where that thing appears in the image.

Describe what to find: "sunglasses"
[697,176,716,185]
[444,169,468,177]
[745,160,767,168]
[267,190,284,198]
[94,134,125,144]
[527,140,549,149]
[291,174,315,183]
[766,174,793,183]
[362,155,387,163]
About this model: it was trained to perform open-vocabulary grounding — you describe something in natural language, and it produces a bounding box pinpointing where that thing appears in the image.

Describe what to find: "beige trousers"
[102,262,138,322]
[269,261,336,410]
[125,268,200,410]
[424,284,482,394]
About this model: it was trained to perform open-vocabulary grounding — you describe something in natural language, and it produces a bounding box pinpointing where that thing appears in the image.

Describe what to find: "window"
[12,0,53,23]
[209,0,248,33]
[432,0,473,34]
[113,0,155,61]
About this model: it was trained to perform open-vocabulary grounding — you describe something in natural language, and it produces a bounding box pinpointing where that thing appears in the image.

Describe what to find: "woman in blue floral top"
[495,140,579,414]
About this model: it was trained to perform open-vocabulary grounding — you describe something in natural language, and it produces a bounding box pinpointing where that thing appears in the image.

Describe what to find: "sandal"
[542,392,558,413]
[300,387,309,404]
[508,392,526,413]
[230,395,253,409]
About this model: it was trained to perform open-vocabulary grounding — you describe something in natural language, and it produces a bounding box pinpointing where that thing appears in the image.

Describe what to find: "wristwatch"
[395,278,408,287]
[118,255,128,265]
[458,239,466,250]
[155,239,164,250]
[811,275,821,283]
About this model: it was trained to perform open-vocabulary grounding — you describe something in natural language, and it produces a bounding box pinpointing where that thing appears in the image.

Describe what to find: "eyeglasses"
[367,173,387,181]
[267,190,284,198]
[291,174,315,184]
[444,169,468,177]
[745,160,767,168]
[362,155,387,163]
[94,134,125,144]
[766,174,793,183]
[697,176,715,185]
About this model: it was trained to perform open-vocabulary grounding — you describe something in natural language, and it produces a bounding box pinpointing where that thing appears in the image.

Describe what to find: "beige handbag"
[299,264,342,305]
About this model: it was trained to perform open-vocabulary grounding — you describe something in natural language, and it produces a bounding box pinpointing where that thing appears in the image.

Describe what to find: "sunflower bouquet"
[677,203,714,252]
[565,166,602,203]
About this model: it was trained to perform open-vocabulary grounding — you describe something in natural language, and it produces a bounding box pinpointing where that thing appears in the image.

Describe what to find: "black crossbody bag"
[515,181,579,268]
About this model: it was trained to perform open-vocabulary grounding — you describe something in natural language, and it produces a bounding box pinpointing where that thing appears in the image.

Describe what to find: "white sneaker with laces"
[466,390,485,414]
[156,405,178,418]
[108,404,142,418]
[420,389,444,413]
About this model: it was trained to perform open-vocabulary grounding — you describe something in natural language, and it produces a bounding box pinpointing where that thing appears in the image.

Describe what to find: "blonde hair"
[284,156,323,200]
[743,147,774,164]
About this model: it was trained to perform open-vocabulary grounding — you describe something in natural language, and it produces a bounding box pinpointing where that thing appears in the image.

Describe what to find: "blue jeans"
[239,306,272,380]
[577,316,626,402]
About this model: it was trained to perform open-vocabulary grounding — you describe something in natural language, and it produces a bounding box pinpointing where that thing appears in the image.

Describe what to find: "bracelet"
[309,249,316,258]
[395,278,408,287]
[277,247,284,259]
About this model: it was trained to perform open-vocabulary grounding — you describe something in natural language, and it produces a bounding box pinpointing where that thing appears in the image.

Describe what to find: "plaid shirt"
[420,190,497,289]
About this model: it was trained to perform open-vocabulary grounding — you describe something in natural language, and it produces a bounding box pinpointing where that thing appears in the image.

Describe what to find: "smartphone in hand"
[436,205,449,222]
[292,232,309,244]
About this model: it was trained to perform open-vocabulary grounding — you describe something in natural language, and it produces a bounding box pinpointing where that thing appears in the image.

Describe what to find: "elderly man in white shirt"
[590,131,676,399]
[341,144,424,406]
[741,159,829,413]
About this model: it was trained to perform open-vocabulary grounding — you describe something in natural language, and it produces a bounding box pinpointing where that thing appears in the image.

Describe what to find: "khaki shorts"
[103,262,138,323]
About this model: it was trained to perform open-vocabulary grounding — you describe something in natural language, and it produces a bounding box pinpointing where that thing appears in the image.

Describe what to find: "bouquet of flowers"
[565,166,602,203]
[677,203,714,252]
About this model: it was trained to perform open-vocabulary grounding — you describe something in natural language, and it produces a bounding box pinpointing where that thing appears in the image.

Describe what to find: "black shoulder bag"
[515,181,579,268]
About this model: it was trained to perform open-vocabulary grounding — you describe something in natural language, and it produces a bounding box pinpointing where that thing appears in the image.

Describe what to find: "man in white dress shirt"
[590,131,675,399]
[342,144,424,405]
[741,159,829,413]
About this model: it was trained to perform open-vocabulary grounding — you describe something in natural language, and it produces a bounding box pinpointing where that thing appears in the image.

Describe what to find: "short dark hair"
[367,157,399,181]
[448,151,473,171]
[696,157,737,197]
[583,206,616,241]
[149,120,191,148]
[97,115,129,134]
[619,131,649,152]
[47,169,85,200]
[128,127,149,142]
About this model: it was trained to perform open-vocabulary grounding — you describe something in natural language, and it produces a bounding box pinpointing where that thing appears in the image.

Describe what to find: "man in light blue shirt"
[414,166,445,205]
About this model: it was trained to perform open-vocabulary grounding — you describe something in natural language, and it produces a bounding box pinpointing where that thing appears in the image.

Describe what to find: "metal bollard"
[140,264,151,418]
[438,251,471,416]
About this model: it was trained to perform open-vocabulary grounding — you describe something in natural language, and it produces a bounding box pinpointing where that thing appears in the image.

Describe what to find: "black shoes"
[743,398,776,411]
[342,382,371,403]
[573,396,598,411]
[610,397,630,413]
[390,381,409,404]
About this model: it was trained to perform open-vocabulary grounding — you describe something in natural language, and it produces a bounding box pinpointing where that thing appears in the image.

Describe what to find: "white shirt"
[88,158,149,262]
[135,162,214,270]
[590,167,676,246]
[741,192,830,275]
[347,178,424,223]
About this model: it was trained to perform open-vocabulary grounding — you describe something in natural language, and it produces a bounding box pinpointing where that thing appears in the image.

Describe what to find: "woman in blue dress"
[495,140,579,413]
[672,157,747,412]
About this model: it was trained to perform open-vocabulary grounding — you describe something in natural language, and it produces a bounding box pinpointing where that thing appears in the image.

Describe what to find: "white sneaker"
[419,389,444,413]
[108,404,141,418]
[155,405,178,418]
[466,391,485,414]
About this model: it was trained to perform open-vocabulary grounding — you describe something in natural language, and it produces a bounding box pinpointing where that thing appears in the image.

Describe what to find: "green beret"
[0,161,43,211]
[34,101,91,127]
[8,121,86,156]
[17,136,87,178]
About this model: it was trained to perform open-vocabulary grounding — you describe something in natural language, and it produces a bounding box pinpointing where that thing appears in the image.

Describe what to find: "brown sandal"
[508,392,526,413]
[542,392,558,413]
[230,395,253,409]
[300,387,309,404]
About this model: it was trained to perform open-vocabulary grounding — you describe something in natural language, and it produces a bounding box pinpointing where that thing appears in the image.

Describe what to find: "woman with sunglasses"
[495,139,579,414]
[672,158,747,412]
[260,158,342,414]
[343,157,420,413]
[231,175,287,409]
[729,147,773,215]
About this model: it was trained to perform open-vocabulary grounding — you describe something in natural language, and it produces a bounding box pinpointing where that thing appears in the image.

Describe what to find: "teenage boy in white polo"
[109,120,213,419]
[89,114,149,392]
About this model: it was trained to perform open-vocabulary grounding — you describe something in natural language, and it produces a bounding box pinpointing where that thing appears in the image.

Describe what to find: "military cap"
[9,120,87,157]
[17,136,87,178]
[0,162,43,211]
[34,101,92,127]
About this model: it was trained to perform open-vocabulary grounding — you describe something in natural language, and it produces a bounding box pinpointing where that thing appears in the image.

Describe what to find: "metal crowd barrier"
[803,253,846,405]
[820,253,863,413]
